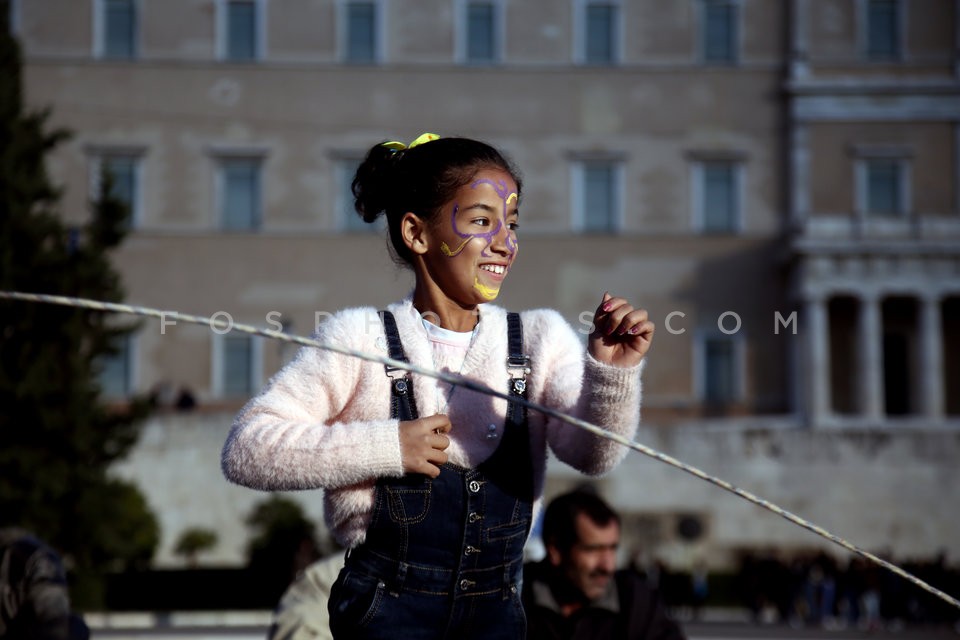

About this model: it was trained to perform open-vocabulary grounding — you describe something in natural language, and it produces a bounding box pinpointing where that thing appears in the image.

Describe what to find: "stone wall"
[113,412,960,572]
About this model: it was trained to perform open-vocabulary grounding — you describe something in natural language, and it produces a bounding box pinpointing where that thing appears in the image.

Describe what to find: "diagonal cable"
[1,289,958,611]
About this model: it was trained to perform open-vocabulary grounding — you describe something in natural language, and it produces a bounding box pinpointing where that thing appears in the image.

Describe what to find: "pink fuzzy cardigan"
[221,298,644,548]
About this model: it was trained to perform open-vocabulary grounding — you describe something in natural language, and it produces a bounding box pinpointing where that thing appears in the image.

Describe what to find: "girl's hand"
[399,415,452,478]
[588,292,655,369]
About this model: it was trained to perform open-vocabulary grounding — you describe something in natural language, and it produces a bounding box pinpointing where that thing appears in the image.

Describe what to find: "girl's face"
[421,167,520,306]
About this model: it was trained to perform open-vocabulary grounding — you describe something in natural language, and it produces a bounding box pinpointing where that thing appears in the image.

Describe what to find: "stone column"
[804,295,830,425]
[790,0,810,79]
[857,294,884,422]
[790,125,809,230]
[920,294,945,422]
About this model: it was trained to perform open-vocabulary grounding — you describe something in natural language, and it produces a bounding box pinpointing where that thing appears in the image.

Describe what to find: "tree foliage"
[174,527,219,568]
[245,495,320,602]
[0,3,158,608]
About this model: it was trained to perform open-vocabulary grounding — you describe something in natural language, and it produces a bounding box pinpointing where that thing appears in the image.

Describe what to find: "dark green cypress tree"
[0,1,159,608]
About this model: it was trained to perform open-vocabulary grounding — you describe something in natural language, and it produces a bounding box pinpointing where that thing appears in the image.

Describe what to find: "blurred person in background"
[267,551,347,640]
[522,490,685,640]
[0,528,89,640]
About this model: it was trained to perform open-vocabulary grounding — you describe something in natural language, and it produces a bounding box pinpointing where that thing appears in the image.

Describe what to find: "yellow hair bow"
[382,132,440,151]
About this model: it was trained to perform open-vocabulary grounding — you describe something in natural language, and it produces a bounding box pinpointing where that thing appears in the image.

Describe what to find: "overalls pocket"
[329,567,388,632]
[386,482,432,524]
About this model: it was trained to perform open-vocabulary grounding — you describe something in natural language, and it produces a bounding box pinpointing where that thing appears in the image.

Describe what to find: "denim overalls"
[328,311,533,640]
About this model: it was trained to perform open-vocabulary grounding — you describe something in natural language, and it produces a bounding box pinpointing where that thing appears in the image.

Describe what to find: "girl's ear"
[400,212,430,255]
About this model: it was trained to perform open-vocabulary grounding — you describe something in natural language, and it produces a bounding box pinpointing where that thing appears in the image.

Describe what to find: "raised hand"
[588,292,655,369]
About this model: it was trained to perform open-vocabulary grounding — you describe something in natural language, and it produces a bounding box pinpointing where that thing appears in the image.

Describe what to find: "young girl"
[221,134,655,639]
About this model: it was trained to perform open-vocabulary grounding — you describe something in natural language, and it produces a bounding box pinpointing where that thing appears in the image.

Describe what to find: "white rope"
[1,289,958,611]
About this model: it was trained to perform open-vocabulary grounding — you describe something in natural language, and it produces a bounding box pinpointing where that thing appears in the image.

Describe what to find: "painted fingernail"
[602,302,612,311]
[629,326,640,335]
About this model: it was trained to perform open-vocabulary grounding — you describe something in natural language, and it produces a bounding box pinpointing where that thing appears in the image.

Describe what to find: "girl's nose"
[489,222,512,255]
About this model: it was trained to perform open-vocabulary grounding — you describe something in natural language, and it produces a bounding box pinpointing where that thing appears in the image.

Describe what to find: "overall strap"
[379,311,418,421]
[505,312,530,424]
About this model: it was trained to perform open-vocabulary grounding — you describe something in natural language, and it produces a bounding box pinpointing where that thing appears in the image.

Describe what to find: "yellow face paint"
[473,277,500,300]
[441,237,471,257]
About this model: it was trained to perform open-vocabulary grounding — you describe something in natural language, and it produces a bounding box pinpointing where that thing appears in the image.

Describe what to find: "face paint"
[442,178,519,259]
[473,278,500,300]
[422,168,519,307]
[440,226,471,257]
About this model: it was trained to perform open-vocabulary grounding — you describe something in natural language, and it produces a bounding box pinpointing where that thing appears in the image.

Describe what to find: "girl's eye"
[508,222,519,231]
[472,218,490,227]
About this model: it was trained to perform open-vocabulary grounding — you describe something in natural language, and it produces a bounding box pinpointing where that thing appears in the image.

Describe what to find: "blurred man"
[0,528,89,640]
[522,490,685,640]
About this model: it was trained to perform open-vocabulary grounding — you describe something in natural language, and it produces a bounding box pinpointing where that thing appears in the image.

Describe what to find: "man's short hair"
[541,488,620,553]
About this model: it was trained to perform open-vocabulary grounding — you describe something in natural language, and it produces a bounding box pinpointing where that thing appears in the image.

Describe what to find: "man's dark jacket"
[0,530,89,640]
[522,560,686,640]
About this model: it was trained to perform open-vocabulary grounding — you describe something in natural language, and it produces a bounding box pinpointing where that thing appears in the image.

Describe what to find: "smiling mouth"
[480,264,507,276]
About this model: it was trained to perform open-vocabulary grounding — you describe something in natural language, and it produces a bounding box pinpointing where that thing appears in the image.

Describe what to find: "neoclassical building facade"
[11,0,960,569]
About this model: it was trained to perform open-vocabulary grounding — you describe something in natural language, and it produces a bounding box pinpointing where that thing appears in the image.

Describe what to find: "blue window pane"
[867,0,899,59]
[221,159,261,230]
[866,160,901,215]
[467,3,496,63]
[703,163,737,233]
[347,3,377,63]
[99,335,132,398]
[585,4,616,64]
[704,1,736,63]
[584,163,616,233]
[103,156,137,211]
[704,338,735,403]
[104,0,136,59]
[228,1,257,61]
[223,335,253,397]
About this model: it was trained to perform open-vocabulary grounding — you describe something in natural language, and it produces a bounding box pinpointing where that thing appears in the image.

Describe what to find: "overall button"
[464,545,481,555]
[468,512,482,523]
[459,579,476,591]
[468,480,481,493]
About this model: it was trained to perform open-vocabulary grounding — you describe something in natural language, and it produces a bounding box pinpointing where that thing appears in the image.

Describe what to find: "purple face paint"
[440,178,519,258]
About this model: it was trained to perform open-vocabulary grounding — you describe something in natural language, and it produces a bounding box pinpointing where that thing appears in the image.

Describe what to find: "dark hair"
[352,136,522,267]
[541,489,620,553]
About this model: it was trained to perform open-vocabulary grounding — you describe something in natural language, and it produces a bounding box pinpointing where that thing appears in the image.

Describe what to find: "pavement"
[86,608,960,639]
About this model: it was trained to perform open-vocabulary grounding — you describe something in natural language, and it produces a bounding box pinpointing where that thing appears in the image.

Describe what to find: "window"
[865,0,901,60]
[215,334,261,398]
[97,0,137,59]
[101,155,139,223]
[701,0,738,64]
[579,1,619,65]
[574,160,621,233]
[222,0,261,61]
[344,1,378,63]
[695,160,742,233]
[90,151,143,228]
[7,0,20,35]
[218,157,263,230]
[463,1,498,64]
[859,158,909,217]
[98,334,134,398]
[700,335,740,404]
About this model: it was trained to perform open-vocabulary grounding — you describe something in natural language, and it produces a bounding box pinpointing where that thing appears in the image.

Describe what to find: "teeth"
[481,264,506,275]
